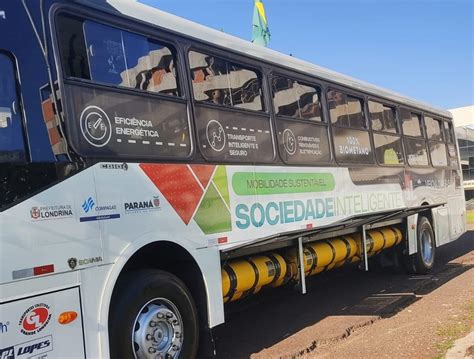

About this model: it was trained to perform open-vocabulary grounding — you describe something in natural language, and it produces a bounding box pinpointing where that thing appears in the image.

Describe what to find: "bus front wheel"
[406,216,436,274]
[109,269,199,359]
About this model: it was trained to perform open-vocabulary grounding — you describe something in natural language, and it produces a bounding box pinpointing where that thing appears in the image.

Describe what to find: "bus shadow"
[211,231,473,359]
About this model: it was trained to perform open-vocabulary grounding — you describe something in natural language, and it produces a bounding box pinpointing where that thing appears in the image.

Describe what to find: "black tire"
[109,269,199,359]
[405,216,436,274]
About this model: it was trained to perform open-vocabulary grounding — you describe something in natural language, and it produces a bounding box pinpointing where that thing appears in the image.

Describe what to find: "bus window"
[429,142,448,167]
[401,109,429,167]
[373,134,404,165]
[327,90,365,128]
[444,121,455,143]
[369,101,404,166]
[188,51,264,112]
[188,51,272,163]
[368,101,397,133]
[425,116,443,142]
[272,75,329,165]
[0,53,26,162]
[405,137,429,166]
[401,109,422,137]
[272,76,322,122]
[57,15,90,80]
[328,89,373,164]
[425,116,447,167]
[58,15,180,96]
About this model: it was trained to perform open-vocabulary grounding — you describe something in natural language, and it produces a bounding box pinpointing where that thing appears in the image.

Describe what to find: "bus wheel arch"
[108,241,210,358]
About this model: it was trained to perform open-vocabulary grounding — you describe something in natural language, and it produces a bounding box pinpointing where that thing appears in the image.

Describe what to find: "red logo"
[19,304,51,335]
[30,207,41,219]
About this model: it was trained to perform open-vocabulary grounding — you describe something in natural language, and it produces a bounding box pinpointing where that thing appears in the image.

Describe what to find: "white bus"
[0,1,467,358]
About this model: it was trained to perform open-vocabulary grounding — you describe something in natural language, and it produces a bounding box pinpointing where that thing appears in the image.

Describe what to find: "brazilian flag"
[252,0,270,47]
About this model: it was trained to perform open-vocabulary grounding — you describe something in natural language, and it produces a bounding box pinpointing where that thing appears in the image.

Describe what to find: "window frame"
[327,87,368,130]
[187,47,267,115]
[326,87,375,166]
[185,45,276,164]
[400,107,430,168]
[0,50,29,163]
[425,115,449,168]
[268,72,332,166]
[56,13,185,101]
[50,3,456,168]
[367,99,405,167]
[270,74,324,123]
[443,119,459,169]
[52,7,196,161]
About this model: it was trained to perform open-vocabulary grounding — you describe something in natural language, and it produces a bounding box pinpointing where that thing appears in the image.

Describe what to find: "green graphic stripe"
[232,172,335,196]
[194,183,232,234]
[212,166,230,208]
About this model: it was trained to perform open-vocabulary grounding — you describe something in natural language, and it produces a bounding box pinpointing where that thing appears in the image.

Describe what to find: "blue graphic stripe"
[79,214,120,222]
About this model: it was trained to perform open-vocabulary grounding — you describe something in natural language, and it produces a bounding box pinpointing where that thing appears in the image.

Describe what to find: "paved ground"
[212,230,474,358]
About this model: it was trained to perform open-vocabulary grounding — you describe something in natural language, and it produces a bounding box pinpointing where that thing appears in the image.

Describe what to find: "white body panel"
[0,286,84,359]
[1,164,465,358]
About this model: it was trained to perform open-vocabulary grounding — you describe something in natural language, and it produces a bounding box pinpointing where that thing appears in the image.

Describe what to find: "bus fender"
[407,213,418,255]
[97,235,224,356]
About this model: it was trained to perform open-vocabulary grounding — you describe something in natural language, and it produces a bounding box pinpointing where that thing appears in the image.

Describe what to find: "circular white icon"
[80,106,112,148]
[283,128,297,155]
[206,120,226,152]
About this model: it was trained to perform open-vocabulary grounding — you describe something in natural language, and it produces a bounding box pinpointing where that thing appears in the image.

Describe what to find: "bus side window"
[369,101,404,166]
[328,89,374,164]
[58,15,180,97]
[0,52,26,163]
[327,90,365,128]
[272,75,330,165]
[444,121,459,168]
[425,116,448,167]
[188,51,264,111]
[401,109,429,167]
[273,76,323,122]
[188,50,273,163]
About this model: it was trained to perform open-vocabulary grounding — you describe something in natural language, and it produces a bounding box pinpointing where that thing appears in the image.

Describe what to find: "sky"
[140,0,473,110]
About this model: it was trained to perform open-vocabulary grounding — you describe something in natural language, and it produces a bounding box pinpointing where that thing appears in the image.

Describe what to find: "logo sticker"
[80,105,112,148]
[124,196,161,214]
[80,197,120,222]
[67,258,77,270]
[81,197,95,213]
[0,335,53,358]
[19,304,51,336]
[282,129,297,155]
[206,120,226,152]
[100,163,128,171]
[30,205,73,221]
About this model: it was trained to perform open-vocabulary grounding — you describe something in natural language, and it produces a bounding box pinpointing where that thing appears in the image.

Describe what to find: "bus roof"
[80,0,452,119]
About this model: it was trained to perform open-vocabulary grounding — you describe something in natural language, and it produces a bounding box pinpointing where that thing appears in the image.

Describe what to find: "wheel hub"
[133,299,183,359]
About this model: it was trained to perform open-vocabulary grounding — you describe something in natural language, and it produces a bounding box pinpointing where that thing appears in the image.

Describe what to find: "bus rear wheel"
[406,216,436,274]
[109,269,199,359]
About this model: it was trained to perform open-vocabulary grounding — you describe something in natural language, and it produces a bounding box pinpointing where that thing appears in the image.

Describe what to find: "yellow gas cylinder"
[284,247,316,279]
[306,236,358,275]
[222,253,287,302]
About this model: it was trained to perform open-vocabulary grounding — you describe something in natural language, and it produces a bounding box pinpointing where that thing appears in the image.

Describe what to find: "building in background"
[450,105,474,201]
